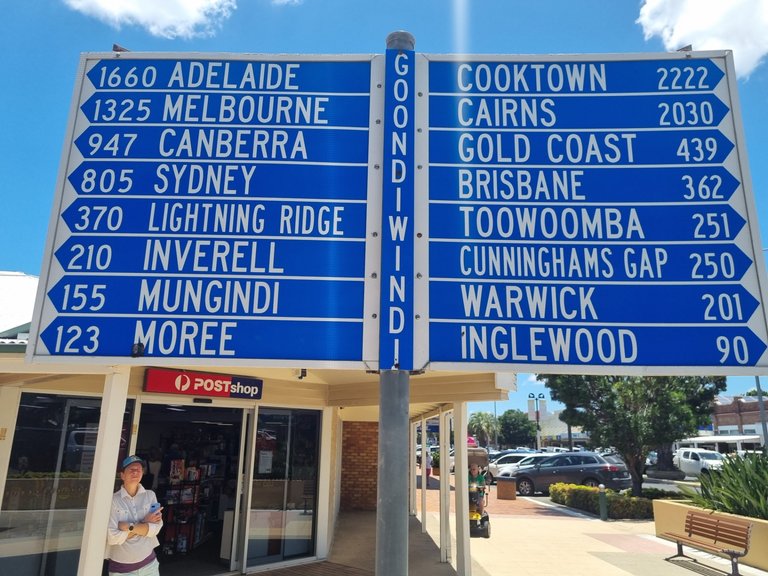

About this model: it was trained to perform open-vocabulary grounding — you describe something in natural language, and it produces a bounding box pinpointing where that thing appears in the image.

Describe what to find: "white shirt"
[107,484,163,563]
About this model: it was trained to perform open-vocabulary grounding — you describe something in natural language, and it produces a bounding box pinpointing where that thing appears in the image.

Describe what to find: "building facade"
[712,395,768,443]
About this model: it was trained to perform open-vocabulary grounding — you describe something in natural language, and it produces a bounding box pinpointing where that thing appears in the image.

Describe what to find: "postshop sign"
[144,367,263,399]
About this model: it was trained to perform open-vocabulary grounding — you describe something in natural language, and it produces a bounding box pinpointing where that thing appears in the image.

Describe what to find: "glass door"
[244,408,320,569]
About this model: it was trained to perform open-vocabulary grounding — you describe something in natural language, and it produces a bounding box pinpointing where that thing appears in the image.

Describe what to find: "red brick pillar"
[340,422,379,510]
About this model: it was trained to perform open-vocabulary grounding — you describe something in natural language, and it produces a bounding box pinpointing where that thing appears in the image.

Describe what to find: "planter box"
[496,477,516,500]
[432,467,440,477]
[653,499,768,572]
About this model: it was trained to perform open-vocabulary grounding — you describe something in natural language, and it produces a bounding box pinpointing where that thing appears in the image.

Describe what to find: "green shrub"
[549,483,658,519]
[681,452,768,520]
[608,494,653,519]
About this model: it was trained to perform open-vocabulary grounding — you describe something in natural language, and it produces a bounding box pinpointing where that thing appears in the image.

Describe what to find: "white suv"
[673,448,725,477]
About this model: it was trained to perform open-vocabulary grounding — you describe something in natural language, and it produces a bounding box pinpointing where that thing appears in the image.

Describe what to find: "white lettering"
[460,325,637,363]
[134,320,237,356]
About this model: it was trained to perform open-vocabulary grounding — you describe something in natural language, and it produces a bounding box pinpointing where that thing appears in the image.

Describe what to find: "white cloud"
[62,0,237,39]
[637,0,768,78]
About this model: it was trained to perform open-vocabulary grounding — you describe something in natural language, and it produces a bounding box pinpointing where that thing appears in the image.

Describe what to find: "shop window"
[0,393,134,575]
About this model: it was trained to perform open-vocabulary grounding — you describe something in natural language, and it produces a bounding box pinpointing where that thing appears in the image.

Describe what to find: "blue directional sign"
[429,94,730,130]
[428,204,746,242]
[428,59,726,94]
[30,49,768,375]
[425,52,768,373]
[429,129,735,165]
[68,161,369,199]
[60,198,369,237]
[429,283,760,324]
[30,53,379,366]
[429,165,740,204]
[428,242,755,283]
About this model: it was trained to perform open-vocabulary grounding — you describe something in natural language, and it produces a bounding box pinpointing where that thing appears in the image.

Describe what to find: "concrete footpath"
[408,478,768,576]
[297,476,768,576]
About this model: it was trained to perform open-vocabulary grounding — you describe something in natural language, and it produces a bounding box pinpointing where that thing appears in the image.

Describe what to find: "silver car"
[487,451,535,482]
[496,453,553,478]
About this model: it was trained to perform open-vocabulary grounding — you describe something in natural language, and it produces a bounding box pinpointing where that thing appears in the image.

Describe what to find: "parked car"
[487,452,536,483]
[673,448,725,477]
[508,452,632,496]
[496,453,553,477]
[64,428,98,472]
[489,449,529,462]
[488,449,510,462]
[643,450,658,474]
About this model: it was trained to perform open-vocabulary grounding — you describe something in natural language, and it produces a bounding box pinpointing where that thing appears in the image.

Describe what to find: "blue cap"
[121,455,145,471]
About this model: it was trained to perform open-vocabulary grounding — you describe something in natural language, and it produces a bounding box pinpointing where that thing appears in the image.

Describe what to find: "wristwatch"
[128,523,135,532]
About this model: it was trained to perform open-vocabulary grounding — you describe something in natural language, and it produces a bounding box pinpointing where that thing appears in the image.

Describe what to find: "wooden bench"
[663,510,752,576]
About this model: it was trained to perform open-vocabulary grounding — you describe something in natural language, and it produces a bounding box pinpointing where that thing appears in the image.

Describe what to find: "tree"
[497,409,536,448]
[537,374,726,496]
[468,411,499,448]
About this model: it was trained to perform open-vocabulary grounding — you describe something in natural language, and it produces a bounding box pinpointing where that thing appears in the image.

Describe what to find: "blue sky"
[2,0,768,412]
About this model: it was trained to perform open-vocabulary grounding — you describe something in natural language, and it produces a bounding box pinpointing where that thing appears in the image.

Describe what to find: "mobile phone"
[150,502,162,513]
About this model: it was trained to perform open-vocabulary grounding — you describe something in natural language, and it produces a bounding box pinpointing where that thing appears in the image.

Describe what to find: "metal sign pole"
[376,369,410,576]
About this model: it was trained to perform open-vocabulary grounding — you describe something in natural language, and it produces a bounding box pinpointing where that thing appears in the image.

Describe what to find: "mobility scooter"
[467,447,490,538]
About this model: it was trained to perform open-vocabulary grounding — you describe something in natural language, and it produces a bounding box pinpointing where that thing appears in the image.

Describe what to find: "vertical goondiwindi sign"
[379,45,416,371]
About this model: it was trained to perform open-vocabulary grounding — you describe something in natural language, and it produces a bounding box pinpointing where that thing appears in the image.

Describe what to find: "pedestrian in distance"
[425,450,433,487]
[107,455,164,575]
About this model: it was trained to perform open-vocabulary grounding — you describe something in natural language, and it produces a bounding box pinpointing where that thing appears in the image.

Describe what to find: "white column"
[315,406,334,558]
[439,408,452,563]
[409,421,417,516]
[454,402,471,576]
[420,415,427,531]
[77,367,130,576]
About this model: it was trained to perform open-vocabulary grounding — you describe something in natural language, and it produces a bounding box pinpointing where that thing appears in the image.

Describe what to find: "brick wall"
[340,421,378,511]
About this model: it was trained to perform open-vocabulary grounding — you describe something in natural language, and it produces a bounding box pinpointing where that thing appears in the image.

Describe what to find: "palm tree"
[468,412,499,448]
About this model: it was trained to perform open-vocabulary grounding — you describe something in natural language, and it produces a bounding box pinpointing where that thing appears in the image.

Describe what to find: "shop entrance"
[136,404,243,576]
[244,409,320,569]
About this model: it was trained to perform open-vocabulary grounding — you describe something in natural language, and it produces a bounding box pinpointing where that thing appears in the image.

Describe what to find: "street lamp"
[529,393,546,450]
